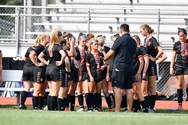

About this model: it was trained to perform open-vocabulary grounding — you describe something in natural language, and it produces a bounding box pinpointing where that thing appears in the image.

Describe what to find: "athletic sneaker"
[148,108,156,113]
[19,105,27,110]
[77,108,84,112]
[108,108,113,112]
[142,108,149,113]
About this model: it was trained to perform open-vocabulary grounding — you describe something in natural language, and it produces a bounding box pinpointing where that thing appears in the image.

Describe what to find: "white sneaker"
[77,108,84,112]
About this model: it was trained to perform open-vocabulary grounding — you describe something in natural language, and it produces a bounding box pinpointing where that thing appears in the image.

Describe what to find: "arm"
[86,63,94,82]
[135,56,144,82]
[38,52,48,65]
[143,54,149,79]
[170,51,176,75]
[67,37,77,57]
[29,51,39,66]
[106,65,110,82]
[150,46,163,61]
[104,50,115,61]
[156,53,167,64]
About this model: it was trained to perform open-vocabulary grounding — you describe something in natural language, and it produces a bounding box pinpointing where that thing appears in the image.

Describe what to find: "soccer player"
[132,35,149,112]
[19,36,41,109]
[170,28,188,109]
[30,33,50,110]
[140,24,164,112]
[38,29,66,110]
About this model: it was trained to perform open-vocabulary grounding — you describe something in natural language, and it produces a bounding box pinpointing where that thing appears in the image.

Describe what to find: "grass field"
[1,106,188,125]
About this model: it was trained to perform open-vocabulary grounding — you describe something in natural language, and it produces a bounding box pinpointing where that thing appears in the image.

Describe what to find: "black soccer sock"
[89,93,94,110]
[110,94,115,108]
[32,96,38,110]
[64,98,69,108]
[121,95,127,108]
[132,99,138,111]
[105,95,112,109]
[144,96,149,108]
[43,92,49,106]
[50,96,57,110]
[92,94,96,109]
[95,93,101,110]
[186,88,188,100]
[67,94,71,107]
[47,95,51,110]
[177,89,183,104]
[150,95,156,109]
[57,98,64,111]
[21,91,28,105]
[78,94,84,108]
[70,95,75,111]
[140,100,147,109]
[38,96,44,110]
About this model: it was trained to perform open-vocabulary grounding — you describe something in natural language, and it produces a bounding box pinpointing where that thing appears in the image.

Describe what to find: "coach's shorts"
[33,66,46,83]
[175,65,188,75]
[111,66,133,89]
[22,64,35,81]
[147,60,157,76]
[45,64,62,81]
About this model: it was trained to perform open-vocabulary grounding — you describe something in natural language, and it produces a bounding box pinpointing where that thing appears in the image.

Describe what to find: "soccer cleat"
[77,108,84,112]
[148,108,156,113]
[64,107,69,112]
[19,105,27,110]
[98,109,103,112]
[108,108,113,112]
[142,108,149,113]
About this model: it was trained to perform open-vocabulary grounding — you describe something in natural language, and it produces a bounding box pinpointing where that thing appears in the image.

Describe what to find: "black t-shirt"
[43,44,62,65]
[104,46,110,53]
[111,34,137,69]
[173,40,188,67]
[34,44,46,63]
[144,37,160,57]
[133,46,147,72]
[86,52,104,78]
[25,46,36,65]
[75,46,88,72]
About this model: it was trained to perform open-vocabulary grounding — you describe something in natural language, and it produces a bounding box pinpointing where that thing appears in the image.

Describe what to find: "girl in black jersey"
[170,28,188,109]
[76,34,88,112]
[19,35,41,109]
[140,24,164,112]
[38,29,66,110]
[30,33,50,110]
[85,39,106,112]
[132,35,149,112]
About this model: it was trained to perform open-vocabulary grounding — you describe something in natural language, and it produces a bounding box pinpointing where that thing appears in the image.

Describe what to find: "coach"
[104,23,137,112]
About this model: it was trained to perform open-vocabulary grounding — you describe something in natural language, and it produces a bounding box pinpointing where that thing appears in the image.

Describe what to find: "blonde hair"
[34,35,42,46]
[48,29,59,51]
[88,38,98,52]
[140,24,154,34]
[41,33,49,41]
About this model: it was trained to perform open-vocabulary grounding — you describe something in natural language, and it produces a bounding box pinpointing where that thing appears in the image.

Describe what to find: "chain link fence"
[1,5,188,98]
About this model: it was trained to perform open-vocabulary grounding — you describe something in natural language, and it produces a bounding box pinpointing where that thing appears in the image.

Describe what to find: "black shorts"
[61,68,68,87]
[147,60,157,76]
[69,68,79,83]
[175,65,188,75]
[86,70,103,83]
[112,66,133,89]
[81,72,87,81]
[45,64,62,81]
[33,66,46,83]
[22,64,35,81]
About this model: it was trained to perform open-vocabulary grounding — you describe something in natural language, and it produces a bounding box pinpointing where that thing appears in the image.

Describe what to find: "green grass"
[1,107,188,125]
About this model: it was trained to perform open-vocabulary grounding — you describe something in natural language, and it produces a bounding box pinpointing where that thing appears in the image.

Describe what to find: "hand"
[100,65,106,71]
[135,73,141,82]
[106,75,110,82]
[90,76,94,82]
[38,62,45,67]
[142,73,146,80]
[79,75,82,81]
[56,61,62,66]
[170,67,175,75]
[149,56,156,62]
[70,37,75,46]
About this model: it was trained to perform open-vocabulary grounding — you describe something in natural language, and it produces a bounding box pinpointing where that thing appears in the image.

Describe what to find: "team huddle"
[19,23,188,112]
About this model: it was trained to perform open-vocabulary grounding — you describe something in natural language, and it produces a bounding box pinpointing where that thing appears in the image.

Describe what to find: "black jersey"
[133,46,147,72]
[86,52,104,79]
[173,40,188,67]
[24,46,36,66]
[104,46,110,53]
[144,37,160,57]
[111,34,136,70]
[34,44,46,62]
[43,44,62,65]
[75,46,88,72]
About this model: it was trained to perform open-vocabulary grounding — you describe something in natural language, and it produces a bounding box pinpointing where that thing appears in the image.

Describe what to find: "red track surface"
[0,97,188,110]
